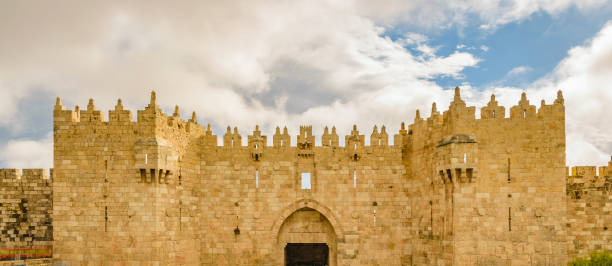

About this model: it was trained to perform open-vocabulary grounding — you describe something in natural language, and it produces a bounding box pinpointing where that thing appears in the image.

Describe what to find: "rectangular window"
[353,170,357,188]
[256,170,259,189]
[301,172,311,190]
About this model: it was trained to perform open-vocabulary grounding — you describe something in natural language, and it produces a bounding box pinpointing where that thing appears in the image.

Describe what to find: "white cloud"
[0,133,53,169]
[415,45,439,57]
[0,1,479,127]
[355,0,611,30]
[402,32,428,45]
[480,45,489,52]
[534,21,612,166]
[507,66,532,76]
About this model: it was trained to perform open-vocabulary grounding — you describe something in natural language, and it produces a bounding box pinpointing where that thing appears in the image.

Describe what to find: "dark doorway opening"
[285,243,329,266]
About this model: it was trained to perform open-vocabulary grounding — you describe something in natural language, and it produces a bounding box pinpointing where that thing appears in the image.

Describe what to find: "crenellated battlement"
[53,88,565,150]
[567,156,612,179]
[0,168,53,183]
[566,157,612,197]
[53,91,208,137]
[408,87,565,138]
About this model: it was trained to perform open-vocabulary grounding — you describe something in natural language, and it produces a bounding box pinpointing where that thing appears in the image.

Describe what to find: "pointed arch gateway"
[272,199,343,266]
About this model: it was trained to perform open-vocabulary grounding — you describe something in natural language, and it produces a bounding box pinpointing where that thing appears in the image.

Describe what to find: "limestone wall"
[0,258,52,266]
[0,169,53,259]
[566,164,612,259]
[52,96,204,264]
[46,89,585,265]
[198,144,409,265]
[404,89,568,266]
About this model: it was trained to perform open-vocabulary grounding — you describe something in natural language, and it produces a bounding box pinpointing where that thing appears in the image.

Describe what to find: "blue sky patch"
[384,6,612,90]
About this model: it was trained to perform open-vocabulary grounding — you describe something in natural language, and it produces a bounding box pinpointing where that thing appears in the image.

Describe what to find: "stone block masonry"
[0,169,53,261]
[1,87,610,265]
[566,163,612,260]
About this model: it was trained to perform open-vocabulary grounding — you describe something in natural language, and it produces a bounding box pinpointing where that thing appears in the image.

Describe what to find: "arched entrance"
[274,200,341,266]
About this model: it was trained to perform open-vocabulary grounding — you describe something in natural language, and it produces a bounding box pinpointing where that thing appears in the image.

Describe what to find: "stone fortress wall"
[0,169,53,260]
[566,165,612,259]
[0,88,610,265]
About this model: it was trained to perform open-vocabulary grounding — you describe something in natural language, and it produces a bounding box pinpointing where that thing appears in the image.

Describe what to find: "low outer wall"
[566,165,612,259]
[0,169,53,260]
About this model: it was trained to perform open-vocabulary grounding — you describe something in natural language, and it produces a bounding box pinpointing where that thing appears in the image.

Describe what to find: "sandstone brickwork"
[1,88,610,265]
[566,163,612,260]
[0,169,53,261]
[0,258,52,266]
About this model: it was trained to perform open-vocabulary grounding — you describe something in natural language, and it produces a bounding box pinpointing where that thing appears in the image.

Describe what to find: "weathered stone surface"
[0,169,53,251]
[1,88,609,265]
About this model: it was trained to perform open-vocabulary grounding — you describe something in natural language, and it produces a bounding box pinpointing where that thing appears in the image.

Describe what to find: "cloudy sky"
[1,0,611,169]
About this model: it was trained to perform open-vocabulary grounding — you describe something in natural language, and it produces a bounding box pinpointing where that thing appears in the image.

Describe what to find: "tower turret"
[248,125,266,161]
[346,125,364,161]
[273,126,290,148]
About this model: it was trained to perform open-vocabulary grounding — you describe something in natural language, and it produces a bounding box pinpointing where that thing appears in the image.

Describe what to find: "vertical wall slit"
[508,207,512,231]
[373,209,376,227]
[451,180,454,236]
[430,200,433,236]
[179,200,182,231]
[507,158,511,183]
[104,206,108,232]
[178,166,182,186]
[353,170,357,188]
[256,170,259,189]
